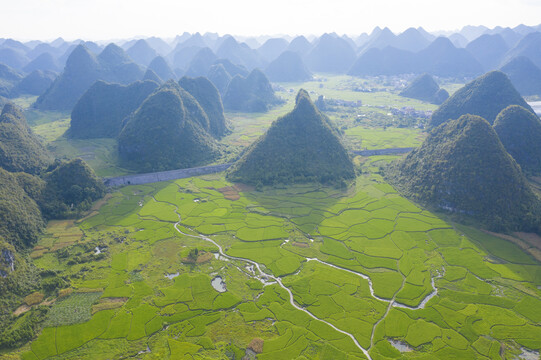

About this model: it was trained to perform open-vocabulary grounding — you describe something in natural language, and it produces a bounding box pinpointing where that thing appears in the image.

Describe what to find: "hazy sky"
[3,0,541,41]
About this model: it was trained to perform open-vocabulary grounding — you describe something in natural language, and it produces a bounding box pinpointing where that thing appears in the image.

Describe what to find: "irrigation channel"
[171,203,444,359]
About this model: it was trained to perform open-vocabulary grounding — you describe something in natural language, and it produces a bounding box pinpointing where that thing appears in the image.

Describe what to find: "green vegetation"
[399,73,449,104]
[345,126,424,150]
[265,51,312,82]
[429,71,534,127]
[500,56,541,96]
[179,76,228,138]
[493,105,541,175]
[387,114,541,232]
[1,71,539,360]
[0,168,45,248]
[223,69,281,112]
[68,80,158,139]
[39,158,106,219]
[0,103,52,174]
[305,34,356,74]
[35,44,144,111]
[227,89,355,186]
[11,70,56,97]
[118,81,220,172]
[3,169,537,359]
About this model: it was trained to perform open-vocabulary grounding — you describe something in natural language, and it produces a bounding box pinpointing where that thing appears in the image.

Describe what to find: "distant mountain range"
[1,23,541,109]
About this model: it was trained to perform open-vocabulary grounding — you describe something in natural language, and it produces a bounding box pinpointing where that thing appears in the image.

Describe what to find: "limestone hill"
[348,37,482,77]
[23,52,61,73]
[11,70,56,96]
[0,168,44,249]
[148,56,176,82]
[223,69,280,112]
[68,80,159,139]
[35,44,143,111]
[305,34,356,73]
[178,76,228,137]
[500,56,541,96]
[0,64,22,97]
[258,38,289,62]
[465,34,509,71]
[386,114,541,231]
[399,74,448,104]
[207,63,231,95]
[493,105,541,174]
[286,35,313,56]
[118,81,220,172]
[0,103,52,174]
[429,71,534,128]
[503,31,541,69]
[264,51,312,82]
[227,89,355,186]
[143,69,162,83]
[39,158,106,219]
[126,39,157,67]
[185,47,217,77]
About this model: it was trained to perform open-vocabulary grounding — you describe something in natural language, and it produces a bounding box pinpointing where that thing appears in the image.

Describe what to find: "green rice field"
[9,74,540,359]
[9,167,540,359]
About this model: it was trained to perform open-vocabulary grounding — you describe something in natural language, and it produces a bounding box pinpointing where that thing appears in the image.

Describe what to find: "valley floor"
[6,164,541,360]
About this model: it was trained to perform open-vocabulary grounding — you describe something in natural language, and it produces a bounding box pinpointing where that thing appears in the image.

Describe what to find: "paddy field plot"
[11,171,541,360]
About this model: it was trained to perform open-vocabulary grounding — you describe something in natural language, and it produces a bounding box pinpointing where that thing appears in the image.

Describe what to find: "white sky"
[2,0,541,41]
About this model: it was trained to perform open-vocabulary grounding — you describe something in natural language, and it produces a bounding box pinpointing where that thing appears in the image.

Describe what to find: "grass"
[345,126,425,150]
[47,136,132,177]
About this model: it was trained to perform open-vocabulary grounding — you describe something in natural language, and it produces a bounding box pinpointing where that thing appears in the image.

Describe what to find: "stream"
[172,207,444,360]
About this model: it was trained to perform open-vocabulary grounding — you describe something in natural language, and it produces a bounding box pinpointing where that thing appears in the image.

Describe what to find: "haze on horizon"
[2,0,541,41]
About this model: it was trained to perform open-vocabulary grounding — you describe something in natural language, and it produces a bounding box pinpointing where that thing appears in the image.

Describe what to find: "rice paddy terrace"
[17,162,541,359]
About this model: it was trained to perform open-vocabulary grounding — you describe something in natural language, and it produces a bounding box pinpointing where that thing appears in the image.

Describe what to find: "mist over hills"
[68,80,159,139]
[503,31,541,69]
[305,33,356,73]
[500,56,541,96]
[286,36,312,56]
[465,34,509,71]
[34,44,144,111]
[258,38,289,62]
[11,70,56,97]
[399,74,448,104]
[493,105,541,174]
[264,51,312,82]
[1,23,541,101]
[23,52,60,73]
[223,69,280,112]
[349,37,483,77]
[429,71,534,128]
[147,55,176,82]
[126,39,158,67]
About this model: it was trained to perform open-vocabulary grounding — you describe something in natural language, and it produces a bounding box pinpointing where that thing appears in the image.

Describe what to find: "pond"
[211,276,227,292]
[164,272,179,280]
[94,246,106,255]
[388,339,412,352]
